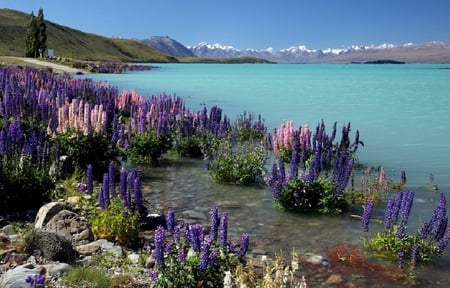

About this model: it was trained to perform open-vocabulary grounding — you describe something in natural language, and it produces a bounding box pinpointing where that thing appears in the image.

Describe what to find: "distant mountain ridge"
[141,36,195,58]
[141,36,450,63]
[186,41,450,63]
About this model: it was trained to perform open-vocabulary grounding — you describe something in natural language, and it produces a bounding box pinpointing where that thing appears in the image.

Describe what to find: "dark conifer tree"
[24,8,47,58]
[36,8,47,57]
[25,12,38,57]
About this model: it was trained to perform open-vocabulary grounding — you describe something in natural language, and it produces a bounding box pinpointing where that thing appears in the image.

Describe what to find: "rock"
[34,202,69,229]
[0,263,45,288]
[0,248,16,261]
[3,252,29,266]
[49,155,73,180]
[1,224,16,236]
[43,262,71,276]
[0,231,10,244]
[304,253,328,265]
[127,253,140,265]
[25,230,77,263]
[42,209,93,246]
[141,213,165,230]
[326,274,343,285]
[66,196,82,205]
[76,242,101,255]
[94,239,115,250]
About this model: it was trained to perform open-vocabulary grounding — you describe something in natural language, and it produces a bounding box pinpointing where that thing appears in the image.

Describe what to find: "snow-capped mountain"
[186,41,450,63]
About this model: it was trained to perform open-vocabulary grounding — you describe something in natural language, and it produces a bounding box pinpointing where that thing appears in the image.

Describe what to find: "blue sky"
[2,0,450,50]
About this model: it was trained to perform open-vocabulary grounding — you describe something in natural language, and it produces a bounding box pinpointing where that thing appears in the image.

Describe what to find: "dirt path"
[7,57,84,74]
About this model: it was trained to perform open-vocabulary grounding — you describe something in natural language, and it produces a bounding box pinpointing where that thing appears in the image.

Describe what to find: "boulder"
[25,230,77,263]
[34,201,70,229]
[42,209,93,246]
[0,263,45,288]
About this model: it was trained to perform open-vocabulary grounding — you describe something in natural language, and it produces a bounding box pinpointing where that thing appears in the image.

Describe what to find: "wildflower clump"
[267,120,362,214]
[361,190,450,268]
[149,207,250,287]
[89,165,143,247]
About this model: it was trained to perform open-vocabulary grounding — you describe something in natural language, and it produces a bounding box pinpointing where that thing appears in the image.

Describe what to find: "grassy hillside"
[0,8,177,62]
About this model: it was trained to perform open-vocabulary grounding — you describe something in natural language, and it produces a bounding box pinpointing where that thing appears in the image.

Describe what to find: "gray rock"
[127,253,140,265]
[76,242,101,255]
[1,224,16,236]
[42,209,93,246]
[43,262,71,276]
[34,202,68,229]
[0,263,45,288]
[25,230,77,263]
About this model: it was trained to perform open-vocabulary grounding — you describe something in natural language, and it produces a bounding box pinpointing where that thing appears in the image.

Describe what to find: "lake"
[81,63,450,286]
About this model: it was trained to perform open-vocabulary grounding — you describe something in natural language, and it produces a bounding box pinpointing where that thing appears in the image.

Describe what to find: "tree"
[25,12,38,57]
[24,8,47,58]
[36,8,47,57]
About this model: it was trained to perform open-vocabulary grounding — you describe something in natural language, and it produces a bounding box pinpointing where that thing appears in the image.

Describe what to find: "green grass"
[0,8,176,62]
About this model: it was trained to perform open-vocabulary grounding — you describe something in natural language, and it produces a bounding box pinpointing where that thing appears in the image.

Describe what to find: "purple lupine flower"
[166,210,175,231]
[384,198,395,230]
[209,248,220,266]
[108,162,115,196]
[419,221,431,239]
[210,206,219,241]
[102,173,110,207]
[149,269,159,281]
[410,245,418,267]
[86,164,93,195]
[361,199,374,232]
[198,236,213,272]
[398,190,414,226]
[183,222,190,242]
[437,228,450,253]
[429,193,448,241]
[0,129,7,155]
[220,212,228,248]
[173,224,181,243]
[133,169,143,213]
[119,167,127,199]
[268,163,282,200]
[396,225,405,238]
[238,233,249,257]
[177,246,186,263]
[189,224,203,252]
[397,251,404,268]
[153,226,165,270]
[400,170,407,185]
[25,274,45,286]
[78,183,87,193]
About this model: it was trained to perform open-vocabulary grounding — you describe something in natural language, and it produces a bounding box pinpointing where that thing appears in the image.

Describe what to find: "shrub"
[361,190,450,268]
[127,131,172,164]
[0,157,54,212]
[150,208,249,287]
[267,121,361,214]
[91,197,140,247]
[207,137,267,185]
[52,131,117,177]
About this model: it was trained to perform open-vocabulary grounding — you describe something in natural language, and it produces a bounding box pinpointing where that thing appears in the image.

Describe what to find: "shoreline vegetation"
[0,64,449,287]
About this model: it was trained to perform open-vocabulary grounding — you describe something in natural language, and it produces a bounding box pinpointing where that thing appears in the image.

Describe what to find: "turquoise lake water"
[85,63,450,189]
[81,64,450,285]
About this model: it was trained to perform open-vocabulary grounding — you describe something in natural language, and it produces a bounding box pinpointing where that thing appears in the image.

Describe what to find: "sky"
[2,0,450,50]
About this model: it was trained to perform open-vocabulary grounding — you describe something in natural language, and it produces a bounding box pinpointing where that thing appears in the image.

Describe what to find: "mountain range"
[142,37,450,64]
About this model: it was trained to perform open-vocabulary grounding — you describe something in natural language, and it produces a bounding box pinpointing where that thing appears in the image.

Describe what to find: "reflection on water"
[141,158,450,285]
